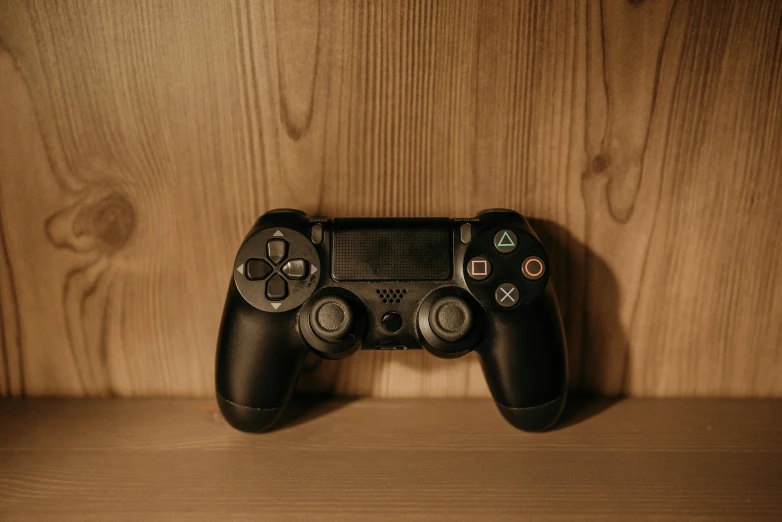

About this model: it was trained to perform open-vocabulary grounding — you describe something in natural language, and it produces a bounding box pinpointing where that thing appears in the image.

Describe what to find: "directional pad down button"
[266,274,288,300]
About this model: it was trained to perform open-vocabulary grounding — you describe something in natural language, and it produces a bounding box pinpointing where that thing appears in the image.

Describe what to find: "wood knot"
[90,194,135,250]
[46,188,136,255]
[591,153,611,173]
[627,0,645,5]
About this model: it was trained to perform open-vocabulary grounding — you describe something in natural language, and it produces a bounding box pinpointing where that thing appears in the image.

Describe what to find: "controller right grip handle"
[476,284,568,431]
[215,281,308,432]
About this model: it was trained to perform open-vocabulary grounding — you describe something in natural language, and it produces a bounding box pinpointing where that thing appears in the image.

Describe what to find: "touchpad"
[331,219,451,281]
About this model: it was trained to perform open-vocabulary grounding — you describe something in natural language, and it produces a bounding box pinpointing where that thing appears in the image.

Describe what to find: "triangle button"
[271,302,282,310]
[273,230,284,237]
[236,263,244,275]
[498,231,515,246]
[493,230,518,253]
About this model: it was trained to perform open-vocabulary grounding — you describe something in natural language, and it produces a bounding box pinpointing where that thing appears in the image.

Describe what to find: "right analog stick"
[429,296,473,342]
[310,296,354,342]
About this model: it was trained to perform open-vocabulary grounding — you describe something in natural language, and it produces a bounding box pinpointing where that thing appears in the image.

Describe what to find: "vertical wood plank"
[0,0,780,398]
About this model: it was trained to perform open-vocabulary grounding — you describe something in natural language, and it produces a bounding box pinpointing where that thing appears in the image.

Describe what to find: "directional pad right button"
[282,259,309,280]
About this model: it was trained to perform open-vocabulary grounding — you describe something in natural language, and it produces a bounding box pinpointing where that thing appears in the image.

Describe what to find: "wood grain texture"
[1,398,781,520]
[0,0,780,398]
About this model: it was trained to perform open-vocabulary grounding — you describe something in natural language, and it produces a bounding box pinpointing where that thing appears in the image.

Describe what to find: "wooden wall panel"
[0,0,779,398]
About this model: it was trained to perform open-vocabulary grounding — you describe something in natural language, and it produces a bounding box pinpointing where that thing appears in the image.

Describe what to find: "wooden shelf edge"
[1,398,780,519]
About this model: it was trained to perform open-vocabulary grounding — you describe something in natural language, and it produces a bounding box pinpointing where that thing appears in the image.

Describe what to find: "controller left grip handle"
[215,281,309,432]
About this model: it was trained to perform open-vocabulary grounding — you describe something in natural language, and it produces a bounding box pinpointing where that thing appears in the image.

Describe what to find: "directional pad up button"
[267,239,288,265]
[282,259,309,280]
[266,274,288,300]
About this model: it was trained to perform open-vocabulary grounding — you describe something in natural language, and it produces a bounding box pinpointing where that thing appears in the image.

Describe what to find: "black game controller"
[216,209,568,432]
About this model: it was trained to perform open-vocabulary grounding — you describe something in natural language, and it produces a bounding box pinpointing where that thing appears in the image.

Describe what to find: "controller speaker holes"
[376,288,407,304]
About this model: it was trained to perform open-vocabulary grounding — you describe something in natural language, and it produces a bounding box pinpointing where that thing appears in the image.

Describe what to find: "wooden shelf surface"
[1,398,781,520]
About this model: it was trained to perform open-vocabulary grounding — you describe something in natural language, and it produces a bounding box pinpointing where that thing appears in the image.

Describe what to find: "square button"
[467,257,491,281]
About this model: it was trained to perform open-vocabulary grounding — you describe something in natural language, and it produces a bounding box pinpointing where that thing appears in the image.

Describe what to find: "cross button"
[494,283,519,308]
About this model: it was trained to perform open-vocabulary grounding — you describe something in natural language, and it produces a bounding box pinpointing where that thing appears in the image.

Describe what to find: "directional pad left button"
[245,259,272,280]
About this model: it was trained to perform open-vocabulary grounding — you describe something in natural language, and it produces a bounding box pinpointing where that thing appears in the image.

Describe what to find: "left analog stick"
[310,296,354,342]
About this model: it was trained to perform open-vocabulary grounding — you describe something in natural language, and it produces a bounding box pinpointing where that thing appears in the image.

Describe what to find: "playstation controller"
[215,209,568,432]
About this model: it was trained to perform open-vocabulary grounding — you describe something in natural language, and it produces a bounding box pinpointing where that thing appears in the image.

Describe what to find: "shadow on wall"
[529,218,630,398]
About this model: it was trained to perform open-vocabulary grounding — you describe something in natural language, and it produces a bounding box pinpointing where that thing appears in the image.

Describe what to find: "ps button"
[381,312,403,332]
[282,259,309,280]
[310,223,324,245]
[495,283,519,308]
[245,258,272,280]
[493,230,517,254]
[266,274,288,300]
[467,256,491,281]
[267,239,288,265]
[522,256,546,280]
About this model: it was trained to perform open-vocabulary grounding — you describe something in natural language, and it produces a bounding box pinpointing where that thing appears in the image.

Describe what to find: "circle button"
[493,230,518,253]
[381,312,403,332]
[522,256,546,280]
[494,283,519,308]
[467,256,492,281]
